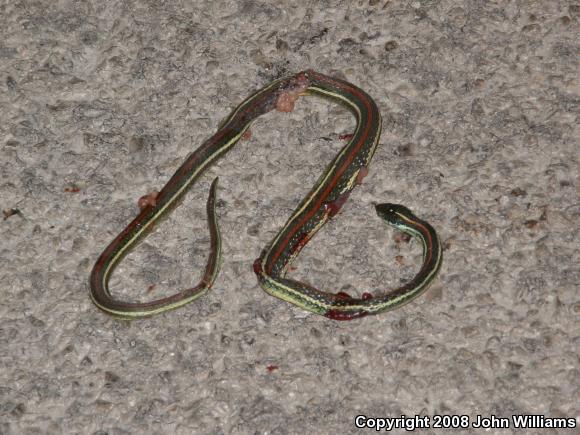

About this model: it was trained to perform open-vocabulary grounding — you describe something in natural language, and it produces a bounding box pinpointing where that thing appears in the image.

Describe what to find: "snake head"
[375,203,417,228]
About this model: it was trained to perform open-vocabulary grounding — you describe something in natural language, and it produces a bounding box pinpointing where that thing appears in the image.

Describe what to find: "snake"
[89,70,442,320]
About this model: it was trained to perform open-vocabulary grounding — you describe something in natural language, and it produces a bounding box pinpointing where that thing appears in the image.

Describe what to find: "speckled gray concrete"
[1,1,579,434]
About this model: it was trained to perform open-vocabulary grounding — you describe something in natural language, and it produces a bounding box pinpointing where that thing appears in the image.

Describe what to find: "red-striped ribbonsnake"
[89,70,442,320]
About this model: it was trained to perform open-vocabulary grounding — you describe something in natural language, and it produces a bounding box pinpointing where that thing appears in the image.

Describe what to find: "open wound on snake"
[241,74,309,143]
[275,72,309,112]
[138,191,160,210]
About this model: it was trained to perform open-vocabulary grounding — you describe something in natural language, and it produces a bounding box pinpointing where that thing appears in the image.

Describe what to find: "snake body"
[90,70,442,320]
